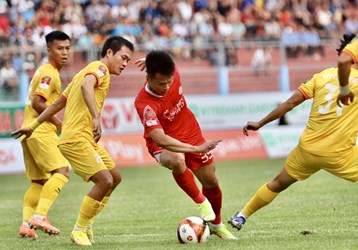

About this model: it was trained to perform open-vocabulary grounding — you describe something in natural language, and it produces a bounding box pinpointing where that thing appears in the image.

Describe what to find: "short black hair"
[100,36,134,58]
[45,31,70,47]
[336,33,356,55]
[145,50,175,78]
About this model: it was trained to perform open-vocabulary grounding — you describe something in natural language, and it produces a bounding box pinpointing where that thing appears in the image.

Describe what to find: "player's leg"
[192,157,236,240]
[19,141,46,239]
[26,136,69,235]
[159,150,214,219]
[228,167,297,230]
[59,141,113,246]
[86,146,121,244]
[228,146,317,231]
[20,180,43,239]
[70,170,112,245]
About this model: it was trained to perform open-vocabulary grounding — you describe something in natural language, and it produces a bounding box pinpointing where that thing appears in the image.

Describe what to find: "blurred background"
[0,0,357,171]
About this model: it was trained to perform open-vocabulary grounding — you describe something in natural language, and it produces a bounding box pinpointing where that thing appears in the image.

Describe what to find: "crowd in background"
[0,0,357,98]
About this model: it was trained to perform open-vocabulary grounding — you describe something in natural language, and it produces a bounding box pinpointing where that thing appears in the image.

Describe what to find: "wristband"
[29,120,41,130]
[340,85,351,95]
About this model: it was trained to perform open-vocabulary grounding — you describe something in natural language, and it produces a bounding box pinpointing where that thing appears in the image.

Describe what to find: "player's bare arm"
[243,90,305,136]
[149,128,221,153]
[81,74,101,142]
[11,96,66,139]
[32,94,62,132]
[337,52,354,107]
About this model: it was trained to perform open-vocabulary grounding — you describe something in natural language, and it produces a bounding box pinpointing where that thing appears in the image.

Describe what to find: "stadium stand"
[0,0,357,100]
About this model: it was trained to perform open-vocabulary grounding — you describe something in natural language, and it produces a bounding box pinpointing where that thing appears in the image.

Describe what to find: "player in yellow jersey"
[17,31,71,239]
[228,34,358,231]
[12,36,134,246]
[336,33,358,106]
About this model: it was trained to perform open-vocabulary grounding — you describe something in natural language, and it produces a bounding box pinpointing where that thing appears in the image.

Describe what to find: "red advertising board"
[100,129,267,167]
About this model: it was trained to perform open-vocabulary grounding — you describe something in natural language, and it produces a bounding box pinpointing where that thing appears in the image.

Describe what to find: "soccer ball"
[177,216,210,244]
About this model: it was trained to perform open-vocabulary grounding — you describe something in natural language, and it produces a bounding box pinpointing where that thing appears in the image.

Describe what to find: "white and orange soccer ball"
[177,216,210,244]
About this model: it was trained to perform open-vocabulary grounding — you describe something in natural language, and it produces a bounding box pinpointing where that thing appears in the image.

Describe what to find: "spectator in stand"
[0,0,356,65]
[251,47,272,75]
[0,60,19,98]
[302,25,325,60]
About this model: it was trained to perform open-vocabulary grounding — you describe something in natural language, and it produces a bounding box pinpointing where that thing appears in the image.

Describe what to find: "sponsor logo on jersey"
[97,65,107,78]
[143,105,158,126]
[163,97,185,121]
[39,76,51,90]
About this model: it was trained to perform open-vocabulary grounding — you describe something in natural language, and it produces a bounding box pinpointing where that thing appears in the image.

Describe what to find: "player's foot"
[71,229,92,246]
[19,224,38,239]
[208,223,237,240]
[227,213,246,231]
[86,225,95,244]
[197,199,215,222]
[28,216,60,235]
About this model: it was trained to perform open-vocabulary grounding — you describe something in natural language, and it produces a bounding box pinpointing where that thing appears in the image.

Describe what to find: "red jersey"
[134,68,205,153]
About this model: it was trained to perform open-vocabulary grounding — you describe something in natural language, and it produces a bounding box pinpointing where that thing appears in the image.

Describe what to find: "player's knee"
[112,173,122,187]
[168,155,186,171]
[100,175,114,190]
[201,176,218,188]
[52,167,70,179]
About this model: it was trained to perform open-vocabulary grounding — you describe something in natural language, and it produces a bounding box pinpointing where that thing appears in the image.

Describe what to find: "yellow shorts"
[285,146,358,182]
[22,135,69,180]
[58,140,115,182]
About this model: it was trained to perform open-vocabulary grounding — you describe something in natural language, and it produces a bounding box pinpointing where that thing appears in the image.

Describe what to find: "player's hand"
[243,121,260,136]
[134,58,146,71]
[11,127,34,140]
[56,122,62,133]
[196,139,222,153]
[336,92,354,107]
[92,117,102,143]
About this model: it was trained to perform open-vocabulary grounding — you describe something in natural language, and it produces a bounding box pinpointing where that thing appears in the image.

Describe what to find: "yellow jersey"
[22,62,62,138]
[343,36,358,63]
[298,67,358,156]
[59,61,110,146]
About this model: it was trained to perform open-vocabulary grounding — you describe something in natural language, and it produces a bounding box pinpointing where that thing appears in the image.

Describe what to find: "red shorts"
[151,145,214,171]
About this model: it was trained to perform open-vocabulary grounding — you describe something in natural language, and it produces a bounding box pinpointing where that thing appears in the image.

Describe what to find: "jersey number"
[201,152,213,163]
[318,84,342,116]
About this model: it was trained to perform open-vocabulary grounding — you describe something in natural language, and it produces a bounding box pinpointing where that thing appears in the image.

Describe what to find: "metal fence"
[0,39,338,102]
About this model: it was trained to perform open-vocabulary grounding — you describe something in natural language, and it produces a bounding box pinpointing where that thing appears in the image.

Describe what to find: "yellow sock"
[23,183,43,222]
[242,183,278,218]
[36,173,69,216]
[88,196,110,226]
[76,195,101,228]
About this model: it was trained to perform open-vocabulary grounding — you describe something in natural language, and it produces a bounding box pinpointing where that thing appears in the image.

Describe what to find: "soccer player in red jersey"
[134,50,236,240]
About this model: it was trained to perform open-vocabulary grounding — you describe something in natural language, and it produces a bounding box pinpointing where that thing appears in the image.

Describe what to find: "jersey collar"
[145,84,163,98]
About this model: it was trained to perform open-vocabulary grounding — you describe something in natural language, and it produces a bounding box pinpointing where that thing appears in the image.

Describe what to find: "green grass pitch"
[0,158,357,250]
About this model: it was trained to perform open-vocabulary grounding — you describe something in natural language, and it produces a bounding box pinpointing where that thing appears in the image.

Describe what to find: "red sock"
[203,186,222,224]
[172,168,205,204]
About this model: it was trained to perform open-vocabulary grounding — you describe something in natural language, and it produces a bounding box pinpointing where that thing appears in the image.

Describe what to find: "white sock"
[73,225,86,231]
[22,222,31,228]
[33,214,45,220]
[237,212,246,219]
[198,198,208,205]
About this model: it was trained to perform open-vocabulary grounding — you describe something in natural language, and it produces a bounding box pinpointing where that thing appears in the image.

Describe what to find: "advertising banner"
[0,139,24,174]
[186,93,311,129]
[203,129,267,160]
[259,126,305,158]
[99,129,267,167]
[100,93,311,135]
[0,103,24,138]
